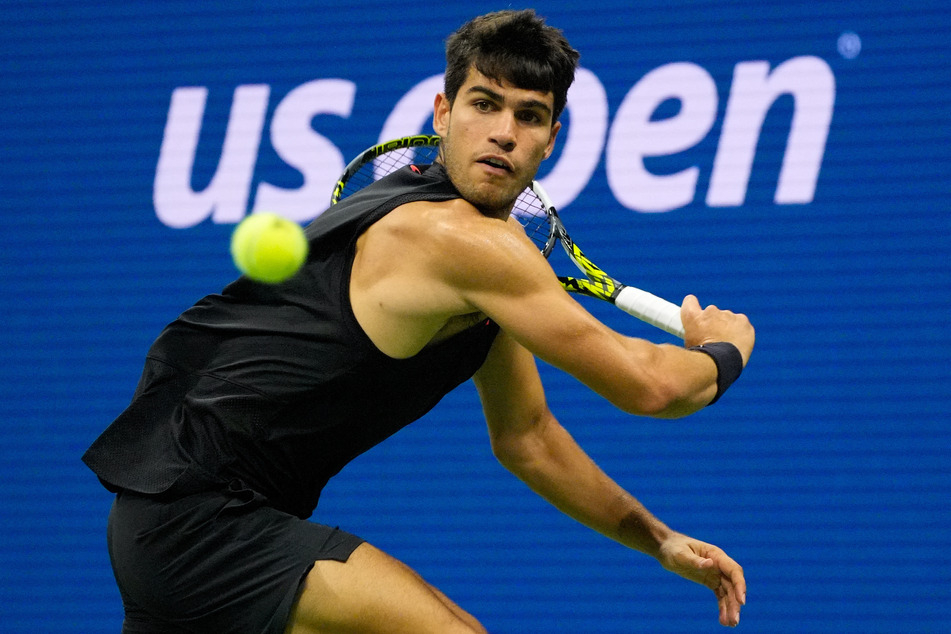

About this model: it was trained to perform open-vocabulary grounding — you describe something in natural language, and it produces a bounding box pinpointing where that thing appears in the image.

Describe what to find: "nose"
[490,115,517,152]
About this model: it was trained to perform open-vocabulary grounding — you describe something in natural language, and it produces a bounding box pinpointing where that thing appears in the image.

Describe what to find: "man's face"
[433,66,561,217]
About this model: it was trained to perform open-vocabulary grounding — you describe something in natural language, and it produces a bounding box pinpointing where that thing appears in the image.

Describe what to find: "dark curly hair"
[444,10,580,123]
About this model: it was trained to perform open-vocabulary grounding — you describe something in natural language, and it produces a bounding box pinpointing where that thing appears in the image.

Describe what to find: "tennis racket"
[331,134,685,339]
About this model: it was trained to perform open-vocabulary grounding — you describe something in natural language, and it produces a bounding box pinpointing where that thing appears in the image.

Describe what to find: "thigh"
[107,488,364,634]
[285,542,486,634]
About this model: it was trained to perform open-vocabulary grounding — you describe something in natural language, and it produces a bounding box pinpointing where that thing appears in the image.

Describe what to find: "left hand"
[656,532,746,627]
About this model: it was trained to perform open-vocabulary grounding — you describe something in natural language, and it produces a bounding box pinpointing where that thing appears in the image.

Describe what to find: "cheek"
[531,141,552,166]
[443,122,472,155]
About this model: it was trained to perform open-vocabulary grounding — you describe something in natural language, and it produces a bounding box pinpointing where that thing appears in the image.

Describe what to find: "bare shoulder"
[350,198,541,358]
[382,198,524,248]
[363,198,539,287]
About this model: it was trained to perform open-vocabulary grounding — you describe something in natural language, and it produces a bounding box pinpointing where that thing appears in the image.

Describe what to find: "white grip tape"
[614,286,685,339]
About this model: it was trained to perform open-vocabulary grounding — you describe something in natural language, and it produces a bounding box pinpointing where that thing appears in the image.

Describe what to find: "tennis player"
[84,10,754,633]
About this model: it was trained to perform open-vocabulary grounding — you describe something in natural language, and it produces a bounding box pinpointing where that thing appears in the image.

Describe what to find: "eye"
[518,110,543,124]
[474,100,493,112]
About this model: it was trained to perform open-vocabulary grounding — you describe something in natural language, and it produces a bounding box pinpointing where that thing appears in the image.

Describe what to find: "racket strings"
[511,189,552,255]
[338,146,442,201]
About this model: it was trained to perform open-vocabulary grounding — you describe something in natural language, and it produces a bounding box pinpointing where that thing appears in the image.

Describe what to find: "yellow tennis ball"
[230,212,308,283]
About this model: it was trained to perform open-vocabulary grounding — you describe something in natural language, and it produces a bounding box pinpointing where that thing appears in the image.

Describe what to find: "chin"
[444,161,524,213]
[466,185,521,215]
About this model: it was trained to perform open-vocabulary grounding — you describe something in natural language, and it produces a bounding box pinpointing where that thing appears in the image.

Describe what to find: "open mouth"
[478,157,512,172]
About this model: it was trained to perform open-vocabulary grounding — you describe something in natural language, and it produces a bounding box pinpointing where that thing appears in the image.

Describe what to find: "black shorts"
[106,484,364,634]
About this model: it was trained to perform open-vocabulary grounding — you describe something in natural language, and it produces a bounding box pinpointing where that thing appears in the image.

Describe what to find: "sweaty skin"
[296,65,753,633]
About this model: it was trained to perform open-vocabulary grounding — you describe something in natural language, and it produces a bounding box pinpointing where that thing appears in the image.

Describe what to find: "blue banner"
[2,2,949,631]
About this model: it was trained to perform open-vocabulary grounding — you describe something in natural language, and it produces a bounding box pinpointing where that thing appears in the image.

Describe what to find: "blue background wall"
[2,1,949,631]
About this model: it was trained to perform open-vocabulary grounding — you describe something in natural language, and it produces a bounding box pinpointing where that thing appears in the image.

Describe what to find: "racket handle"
[614,286,685,339]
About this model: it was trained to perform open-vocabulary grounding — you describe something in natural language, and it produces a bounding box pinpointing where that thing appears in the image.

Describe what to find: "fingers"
[681,294,701,314]
[712,556,745,628]
[660,536,746,627]
[679,294,754,361]
[679,295,703,341]
[716,574,742,627]
[731,564,747,607]
[683,549,714,570]
[690,551,743,627]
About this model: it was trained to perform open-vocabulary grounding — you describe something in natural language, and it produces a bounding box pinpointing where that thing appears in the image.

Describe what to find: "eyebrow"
[465,85,553,118]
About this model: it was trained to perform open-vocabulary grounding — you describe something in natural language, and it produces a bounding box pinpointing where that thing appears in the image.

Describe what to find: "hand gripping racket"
[331,134,685,339]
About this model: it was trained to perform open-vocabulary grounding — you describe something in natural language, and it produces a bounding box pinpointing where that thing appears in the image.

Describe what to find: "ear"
[542,120,562,160]
[432,93,451,137]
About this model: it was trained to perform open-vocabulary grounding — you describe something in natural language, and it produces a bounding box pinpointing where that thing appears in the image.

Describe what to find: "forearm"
[494,413,672,556]
[595,337,719,419]
[596,294,753,418]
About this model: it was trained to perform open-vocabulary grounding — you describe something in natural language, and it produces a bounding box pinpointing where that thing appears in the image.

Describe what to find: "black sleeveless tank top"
[82,164,500,518]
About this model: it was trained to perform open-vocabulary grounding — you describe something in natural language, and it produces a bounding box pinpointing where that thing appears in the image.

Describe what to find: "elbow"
[621,389,683,419]
[490,429,533,472]
[641,399,696,420]
[615,374,697,419]
[489,411,551,473]
[491,443,523,474]
[608,344,707,419]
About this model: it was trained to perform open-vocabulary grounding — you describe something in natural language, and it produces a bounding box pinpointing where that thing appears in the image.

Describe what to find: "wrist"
[689,342,743,404]
[618,507,672,558]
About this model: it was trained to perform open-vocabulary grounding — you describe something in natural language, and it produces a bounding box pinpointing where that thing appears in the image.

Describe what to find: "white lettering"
[152,55,836,227]
[606,63,718,212]
[154,85,269,228]
[707,56,835,206]
[254,79,356,222]
[380,74,444,143]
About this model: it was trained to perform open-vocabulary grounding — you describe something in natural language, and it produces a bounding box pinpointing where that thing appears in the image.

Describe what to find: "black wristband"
[688,342,744,405]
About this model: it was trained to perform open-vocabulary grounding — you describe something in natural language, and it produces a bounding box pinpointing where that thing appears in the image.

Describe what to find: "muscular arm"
[351,197,753,417]
[353,198,750,625]
[474,331,746,627]
[474,331,672,552]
